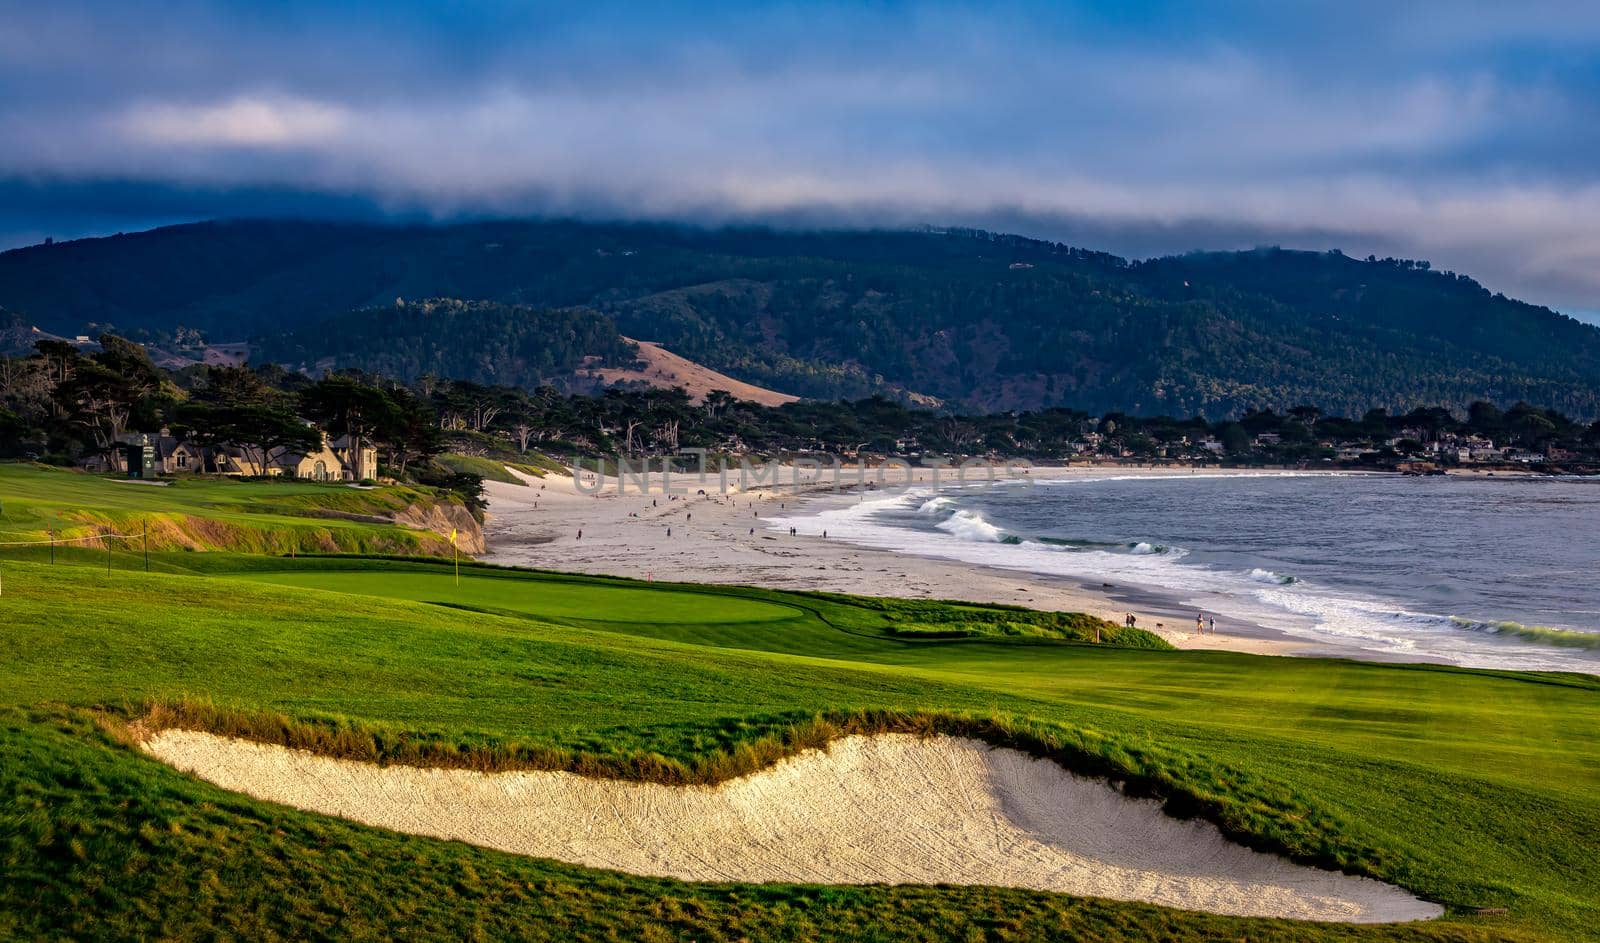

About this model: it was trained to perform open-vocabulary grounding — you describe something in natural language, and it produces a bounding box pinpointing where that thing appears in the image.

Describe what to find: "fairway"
[1,554,1597,941]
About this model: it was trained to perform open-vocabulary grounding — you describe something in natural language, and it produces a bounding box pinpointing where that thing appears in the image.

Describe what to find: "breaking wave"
[1447,617,1600,650]
[935,508,1007,543]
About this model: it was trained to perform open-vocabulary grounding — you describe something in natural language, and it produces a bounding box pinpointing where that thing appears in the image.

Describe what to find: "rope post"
[104,529,111,576]
[143,525,150,572]
[48,529,54,564]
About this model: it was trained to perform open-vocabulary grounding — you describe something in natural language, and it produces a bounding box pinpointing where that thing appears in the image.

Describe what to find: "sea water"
[769,472,1600,673]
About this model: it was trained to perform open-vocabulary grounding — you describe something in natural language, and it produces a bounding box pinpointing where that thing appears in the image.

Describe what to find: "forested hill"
[2,218,1599,418]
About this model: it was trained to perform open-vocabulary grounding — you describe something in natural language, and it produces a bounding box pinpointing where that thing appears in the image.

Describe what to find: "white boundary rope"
[0,531,147,547]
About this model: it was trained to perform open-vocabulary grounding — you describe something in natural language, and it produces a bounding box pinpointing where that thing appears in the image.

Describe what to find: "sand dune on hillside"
[145,731,1439,923]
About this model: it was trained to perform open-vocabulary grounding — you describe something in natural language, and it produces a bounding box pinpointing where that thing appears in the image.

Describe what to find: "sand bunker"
[145,731,1440,923]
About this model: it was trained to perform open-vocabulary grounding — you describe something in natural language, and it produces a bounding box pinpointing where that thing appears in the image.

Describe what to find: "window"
[314,460,327,481]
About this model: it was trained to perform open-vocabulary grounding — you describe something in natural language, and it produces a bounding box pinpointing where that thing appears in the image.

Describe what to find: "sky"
[2,1,1600,319]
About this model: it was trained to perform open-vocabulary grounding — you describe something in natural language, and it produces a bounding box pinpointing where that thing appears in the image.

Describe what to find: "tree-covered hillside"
[252,298,638,390]
[2,219,1598,418]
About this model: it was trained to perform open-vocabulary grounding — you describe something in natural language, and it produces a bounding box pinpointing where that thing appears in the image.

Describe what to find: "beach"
[481,464,1322,656]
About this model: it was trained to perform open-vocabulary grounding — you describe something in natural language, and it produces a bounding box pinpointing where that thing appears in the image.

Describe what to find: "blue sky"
[2,1,1599,316]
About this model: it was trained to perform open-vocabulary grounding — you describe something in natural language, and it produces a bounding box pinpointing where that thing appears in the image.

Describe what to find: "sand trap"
[145,731,1439,923]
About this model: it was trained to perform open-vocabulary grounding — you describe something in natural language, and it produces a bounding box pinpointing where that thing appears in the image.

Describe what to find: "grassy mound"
[0,463,466,556]
[432,451,570,485]
[0,555,1595,940]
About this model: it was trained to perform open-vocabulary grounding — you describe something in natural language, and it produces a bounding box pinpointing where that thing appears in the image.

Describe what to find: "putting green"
[233,568,804,625]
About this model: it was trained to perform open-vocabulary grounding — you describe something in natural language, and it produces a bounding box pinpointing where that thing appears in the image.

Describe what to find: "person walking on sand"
[1196,614,1205,634]
[1208,617,1216,635]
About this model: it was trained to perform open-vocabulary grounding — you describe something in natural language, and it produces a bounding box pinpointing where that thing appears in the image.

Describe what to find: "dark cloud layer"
[1,1,1598,312]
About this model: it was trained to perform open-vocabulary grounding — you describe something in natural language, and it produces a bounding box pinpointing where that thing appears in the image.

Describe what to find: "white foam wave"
[936,508,1006,543]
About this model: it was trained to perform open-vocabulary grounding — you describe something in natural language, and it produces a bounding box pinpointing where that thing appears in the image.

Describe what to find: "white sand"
[484,464,1321,656]
[145,729,1439,923]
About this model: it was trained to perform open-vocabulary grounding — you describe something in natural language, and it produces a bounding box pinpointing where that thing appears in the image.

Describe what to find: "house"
[102,429,357,481]
[274,436,349,480]
[329,435,377,481]
[215,434,351,480]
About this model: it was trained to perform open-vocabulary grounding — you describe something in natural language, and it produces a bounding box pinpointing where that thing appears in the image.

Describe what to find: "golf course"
[2,465,1598,941]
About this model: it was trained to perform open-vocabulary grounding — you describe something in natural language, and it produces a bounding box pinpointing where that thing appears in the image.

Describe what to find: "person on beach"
[1196,614,1205,634]
[577,530,582,540]
[1208,617,1217,634]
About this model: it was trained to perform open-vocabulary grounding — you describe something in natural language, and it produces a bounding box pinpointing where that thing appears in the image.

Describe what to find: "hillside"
[3,219,1600,417]
[251,297,638,390]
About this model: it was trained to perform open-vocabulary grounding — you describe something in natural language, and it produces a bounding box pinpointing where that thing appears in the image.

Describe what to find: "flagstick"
[454,542,459,586]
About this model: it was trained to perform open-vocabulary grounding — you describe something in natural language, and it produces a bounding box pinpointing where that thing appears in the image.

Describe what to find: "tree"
[197,365,282,408]
[1217,422,1251,455]
[381,388,443,475]
[174,402,320,475]
[54,336,168,465]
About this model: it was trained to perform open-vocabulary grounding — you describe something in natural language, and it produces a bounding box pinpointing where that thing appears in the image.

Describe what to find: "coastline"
[481,464,1340,657]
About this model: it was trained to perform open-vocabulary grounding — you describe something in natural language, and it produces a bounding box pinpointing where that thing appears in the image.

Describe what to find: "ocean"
[768,472,1600,673]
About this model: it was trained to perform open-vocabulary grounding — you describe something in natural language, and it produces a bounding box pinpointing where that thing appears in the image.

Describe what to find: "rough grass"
[0,556,1595,941]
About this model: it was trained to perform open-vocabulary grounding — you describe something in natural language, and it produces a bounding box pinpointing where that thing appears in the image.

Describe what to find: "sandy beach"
[482,463,1326,656]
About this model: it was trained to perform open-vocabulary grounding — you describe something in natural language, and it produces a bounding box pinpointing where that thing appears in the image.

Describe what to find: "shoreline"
[480,464,1349,658]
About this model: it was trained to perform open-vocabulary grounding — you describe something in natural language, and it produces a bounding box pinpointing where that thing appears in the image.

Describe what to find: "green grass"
[0,462,463,556]
[432,450,571,483]
[512,450,570,477]
[434,452,528,484]
[0,553,1596,941]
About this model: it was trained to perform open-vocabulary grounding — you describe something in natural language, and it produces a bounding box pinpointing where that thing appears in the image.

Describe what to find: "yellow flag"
[449,528,458,545]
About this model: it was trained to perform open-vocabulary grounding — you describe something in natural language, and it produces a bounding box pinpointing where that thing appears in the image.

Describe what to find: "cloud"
[0,1,1598,310]
[120,96,347,148]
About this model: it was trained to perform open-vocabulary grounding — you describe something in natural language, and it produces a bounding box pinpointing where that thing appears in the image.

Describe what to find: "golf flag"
[450,527,460,585]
